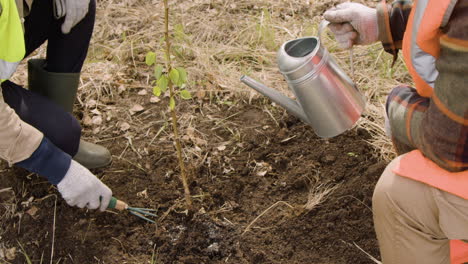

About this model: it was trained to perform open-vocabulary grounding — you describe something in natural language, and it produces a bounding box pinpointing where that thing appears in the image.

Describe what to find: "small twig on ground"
[158,201,181,223]
[111,237,126,253]
[148,123,167,147]
[80,220,93,244]
[353,242,382,264]
[337,195,373,213]
[17,240,32,264]
[242,201,295,235]
[50,195,57,264]
[113,155,147,173]
[0,187,12,194]
[125,136,143,159]
[264,106,279,127]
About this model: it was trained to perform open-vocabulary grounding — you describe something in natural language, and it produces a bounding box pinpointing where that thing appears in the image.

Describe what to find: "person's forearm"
[16,137,71,184]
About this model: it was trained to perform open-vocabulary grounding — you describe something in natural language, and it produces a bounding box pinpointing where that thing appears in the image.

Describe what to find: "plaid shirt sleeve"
[385,0,468,172]
[376,0,412,65]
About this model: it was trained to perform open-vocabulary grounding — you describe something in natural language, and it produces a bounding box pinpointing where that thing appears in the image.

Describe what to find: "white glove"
[54,0,90,34]
[323,2,379,49]
[57,160,112,211]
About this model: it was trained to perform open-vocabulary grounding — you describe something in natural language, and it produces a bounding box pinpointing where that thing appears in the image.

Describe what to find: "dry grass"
[303,182,340,211]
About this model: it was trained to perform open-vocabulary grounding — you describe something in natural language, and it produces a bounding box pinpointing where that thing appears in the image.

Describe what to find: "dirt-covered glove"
[57,160,112,211]
[323,2,378,49]
[54,0,90,34]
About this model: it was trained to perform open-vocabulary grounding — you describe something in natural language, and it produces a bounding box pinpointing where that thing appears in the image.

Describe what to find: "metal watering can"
[241,21,365,138]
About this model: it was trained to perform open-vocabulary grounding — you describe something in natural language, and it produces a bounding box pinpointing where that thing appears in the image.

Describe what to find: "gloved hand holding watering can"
[240,4,367,138]
[323,2,380,49]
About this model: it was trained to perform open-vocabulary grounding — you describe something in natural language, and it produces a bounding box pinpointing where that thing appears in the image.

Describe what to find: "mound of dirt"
[0,97,385,263]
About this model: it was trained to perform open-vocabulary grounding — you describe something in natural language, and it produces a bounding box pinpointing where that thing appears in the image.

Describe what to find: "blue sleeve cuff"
[15,137,72,185]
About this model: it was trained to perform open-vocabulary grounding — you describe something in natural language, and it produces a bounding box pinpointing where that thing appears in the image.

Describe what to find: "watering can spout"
[240,75,310,124]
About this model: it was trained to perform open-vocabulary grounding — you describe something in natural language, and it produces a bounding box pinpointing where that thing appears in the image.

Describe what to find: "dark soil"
[0,94,386,264]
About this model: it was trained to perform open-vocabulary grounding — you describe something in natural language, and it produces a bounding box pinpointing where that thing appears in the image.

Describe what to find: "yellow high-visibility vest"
[0,0,25,83]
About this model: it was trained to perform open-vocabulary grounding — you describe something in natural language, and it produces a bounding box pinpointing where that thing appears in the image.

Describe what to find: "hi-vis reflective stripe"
[402,0,456,97]
[0,0,25,80]
[0,59,20,80]
[410,0,438,89]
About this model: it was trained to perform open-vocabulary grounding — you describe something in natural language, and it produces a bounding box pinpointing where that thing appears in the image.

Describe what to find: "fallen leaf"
[196,89,206,99]
[150,96,161,103]
[120,122,131,131]
[137,189,148,199]
[129,104,145,115]
[257,170,268,177]
[26,206,39,217]
[217,145,226,151]
[118,85,126,94]
[192,137,208,146]
[92,115,103,126]
[138,89,148,95]
[5,247,16,261]
[83,115,93,126]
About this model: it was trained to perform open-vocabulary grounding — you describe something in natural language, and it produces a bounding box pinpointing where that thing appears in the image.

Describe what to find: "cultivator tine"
[128,209,157,224]
[128,207,158,218]
[129,207,158,213]
[108,197,158,223]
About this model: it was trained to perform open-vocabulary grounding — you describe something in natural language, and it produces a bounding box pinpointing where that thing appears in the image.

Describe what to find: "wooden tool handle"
[107,197,128,211]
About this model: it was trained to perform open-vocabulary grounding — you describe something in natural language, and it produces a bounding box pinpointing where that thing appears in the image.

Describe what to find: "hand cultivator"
[107,197,157,223]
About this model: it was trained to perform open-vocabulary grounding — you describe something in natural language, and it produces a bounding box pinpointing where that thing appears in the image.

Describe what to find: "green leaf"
[176,67,187,86]
[153,86,161,96]
[154,65,163,79]
[180,89,192,100]
[169,97,176,110]
[169,68,180,85]
[157,75,168,92]
[145,52,156,66]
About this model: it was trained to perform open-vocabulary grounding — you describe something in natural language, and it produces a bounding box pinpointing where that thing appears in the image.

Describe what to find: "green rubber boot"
[28,59,112,169]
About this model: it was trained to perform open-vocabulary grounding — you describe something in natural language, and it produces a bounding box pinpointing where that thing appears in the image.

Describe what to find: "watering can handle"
[318,20,355,79]
[318,20,331,44]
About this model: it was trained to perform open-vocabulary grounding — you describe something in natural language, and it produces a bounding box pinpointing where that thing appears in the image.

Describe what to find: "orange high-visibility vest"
[394,0,468,262]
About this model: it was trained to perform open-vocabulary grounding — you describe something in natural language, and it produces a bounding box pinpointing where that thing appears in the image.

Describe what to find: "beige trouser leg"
[372,155,468,264]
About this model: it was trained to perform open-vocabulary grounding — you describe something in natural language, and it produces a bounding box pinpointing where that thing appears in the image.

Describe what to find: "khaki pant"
[373,155,468,264]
